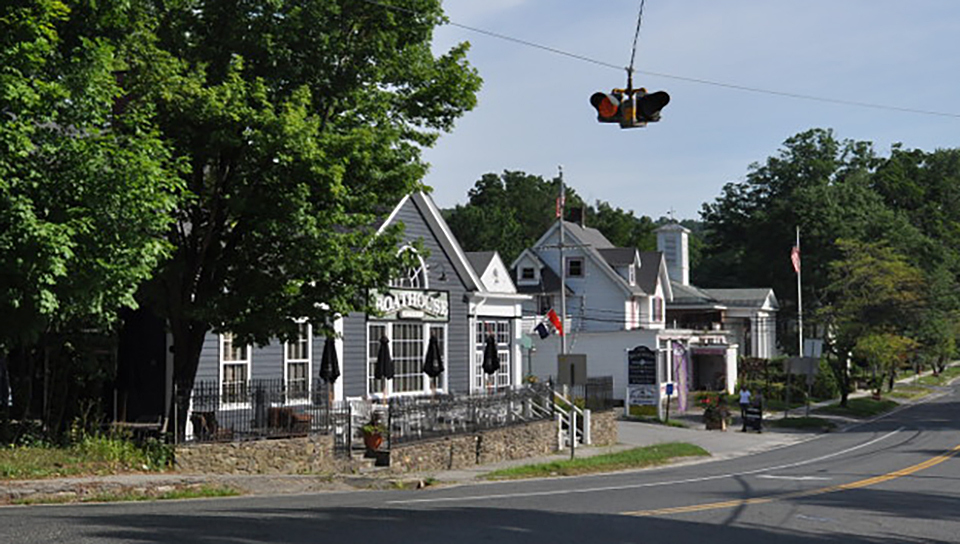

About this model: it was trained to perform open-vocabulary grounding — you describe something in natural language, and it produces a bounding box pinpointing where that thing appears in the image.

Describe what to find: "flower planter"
[363,432,384,452]
[705,419,727,431]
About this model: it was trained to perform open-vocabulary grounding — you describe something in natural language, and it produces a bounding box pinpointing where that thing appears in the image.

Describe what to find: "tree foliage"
[118,0,482,430]
[444,170,662,265]
[1,0,181,428]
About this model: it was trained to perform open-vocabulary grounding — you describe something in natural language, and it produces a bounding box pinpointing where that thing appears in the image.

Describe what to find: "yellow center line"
[623,443,960,517]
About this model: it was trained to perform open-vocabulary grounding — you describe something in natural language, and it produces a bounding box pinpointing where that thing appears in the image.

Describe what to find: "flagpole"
[796,226,803,358]
[558,166,567,356]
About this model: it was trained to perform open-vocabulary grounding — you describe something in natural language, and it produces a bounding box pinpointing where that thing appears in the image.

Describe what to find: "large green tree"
[698,129,930,351]
[445,170,660,265]
[819,239,926,405]
[1,0,180,427]
[118,0,481,430]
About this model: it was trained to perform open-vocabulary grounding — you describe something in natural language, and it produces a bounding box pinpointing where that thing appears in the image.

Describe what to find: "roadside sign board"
[627,345,657,386]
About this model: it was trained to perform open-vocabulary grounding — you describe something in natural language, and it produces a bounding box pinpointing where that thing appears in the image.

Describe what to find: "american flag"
[555,194,565,218]
[791,245,801,274]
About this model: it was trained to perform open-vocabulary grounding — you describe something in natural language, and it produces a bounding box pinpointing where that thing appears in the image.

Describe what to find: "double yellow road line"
[624,443,960,517]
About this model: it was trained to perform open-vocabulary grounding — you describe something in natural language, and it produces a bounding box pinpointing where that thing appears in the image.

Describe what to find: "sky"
[419,0,960,221]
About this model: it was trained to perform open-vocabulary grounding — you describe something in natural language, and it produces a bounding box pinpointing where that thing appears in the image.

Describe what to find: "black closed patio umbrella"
[319,336,340,405]
[319,336,341,384]
[482,334,500,375]
[374,336,394,380]
[422,335,444,379]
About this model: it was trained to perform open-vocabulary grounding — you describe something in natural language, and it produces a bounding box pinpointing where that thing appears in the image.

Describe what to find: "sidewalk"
[1,367,955,505]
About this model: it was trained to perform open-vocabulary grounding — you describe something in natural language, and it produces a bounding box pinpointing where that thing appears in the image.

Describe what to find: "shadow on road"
[53,502,958,544]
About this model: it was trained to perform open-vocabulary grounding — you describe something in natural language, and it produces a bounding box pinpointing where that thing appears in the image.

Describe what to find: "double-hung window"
[475,320,512,391]
[566,257,584,278]
[285,322,311,402]
[221,333,250,405]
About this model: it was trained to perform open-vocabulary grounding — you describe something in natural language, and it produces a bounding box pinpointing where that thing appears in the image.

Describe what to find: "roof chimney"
[567,207,585,227]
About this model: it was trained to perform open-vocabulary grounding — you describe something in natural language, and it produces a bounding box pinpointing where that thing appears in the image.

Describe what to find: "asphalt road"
[2,384,958,544]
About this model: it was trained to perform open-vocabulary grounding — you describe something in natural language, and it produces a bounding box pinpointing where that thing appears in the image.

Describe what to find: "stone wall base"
[388,419,557,473]
[175,434,344,474]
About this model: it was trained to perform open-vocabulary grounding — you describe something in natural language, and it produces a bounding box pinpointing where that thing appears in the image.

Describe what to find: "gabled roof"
[465,251,497,274]
[562,222,615,250]
[703,288,780,310]
[597,248,637,267]
[511,262,572,295]
[529,221,643,297]
[378,192,483,292]
[669,281,726,309]
[637,251,665,296]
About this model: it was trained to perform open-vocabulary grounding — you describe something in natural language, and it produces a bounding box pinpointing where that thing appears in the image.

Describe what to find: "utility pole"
[558,166,567,356]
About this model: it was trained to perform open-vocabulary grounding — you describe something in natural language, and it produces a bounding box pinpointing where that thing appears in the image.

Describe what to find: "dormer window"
[521,267,535,281]
[566,257,584,278]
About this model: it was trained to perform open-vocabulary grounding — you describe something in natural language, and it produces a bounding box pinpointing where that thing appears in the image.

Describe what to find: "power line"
[359,0,960,120]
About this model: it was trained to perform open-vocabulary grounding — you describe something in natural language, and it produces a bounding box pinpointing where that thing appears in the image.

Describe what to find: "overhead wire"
[359,0,960,119]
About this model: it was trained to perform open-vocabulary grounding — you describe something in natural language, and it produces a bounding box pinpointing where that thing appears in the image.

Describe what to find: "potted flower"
[699,393,730,431]
[361,413,388,453]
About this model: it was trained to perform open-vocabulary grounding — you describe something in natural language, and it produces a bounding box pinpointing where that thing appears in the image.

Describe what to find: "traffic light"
[590,92,621,123]
[590,88,670,128]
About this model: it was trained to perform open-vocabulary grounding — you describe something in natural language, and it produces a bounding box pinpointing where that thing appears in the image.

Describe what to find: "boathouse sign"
[371,288,450,322]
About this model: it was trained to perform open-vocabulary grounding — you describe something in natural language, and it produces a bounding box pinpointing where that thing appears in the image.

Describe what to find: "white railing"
[552,386,591,449]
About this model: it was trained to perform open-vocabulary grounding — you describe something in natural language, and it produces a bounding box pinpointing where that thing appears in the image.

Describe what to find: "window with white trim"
[390,246,428,289]
[629,265,636,285]
[367,323,447,396]
[285,322,311,402]
[653,297,664,323]
[220,333,249,404]
[475,320,512,391]
[566,257,584,278]
[392,323,424,393]
[429,325,445,391]
[368,324,387,396]
[521,267,535,281]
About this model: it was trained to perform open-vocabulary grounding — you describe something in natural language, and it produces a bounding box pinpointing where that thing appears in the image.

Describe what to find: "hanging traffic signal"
[590,92,622,123]
[637,90,670,122]
[589,87,670,129]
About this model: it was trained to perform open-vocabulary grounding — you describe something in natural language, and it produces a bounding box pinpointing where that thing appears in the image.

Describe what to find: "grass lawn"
[815,397,899,418]
[767,417,836,431]
[916,365,960,387]
[483,442,709,480]
[0,435,171,480]
[763,399,807,412]
[886,385,931,400]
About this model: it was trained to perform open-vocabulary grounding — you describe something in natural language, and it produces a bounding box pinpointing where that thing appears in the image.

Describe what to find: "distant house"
[510,220,672,333]
[656,223,779,362]
[506,219,778,400]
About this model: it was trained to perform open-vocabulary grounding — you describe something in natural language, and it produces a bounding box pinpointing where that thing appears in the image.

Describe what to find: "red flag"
[547,309,564,336]
[791,245,801,274]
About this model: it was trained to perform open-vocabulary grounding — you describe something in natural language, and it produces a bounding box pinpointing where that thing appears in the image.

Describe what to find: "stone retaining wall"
[388,419,557,473]
[175,434,342,474]
[174,412,618,475]
[590,410,618,446]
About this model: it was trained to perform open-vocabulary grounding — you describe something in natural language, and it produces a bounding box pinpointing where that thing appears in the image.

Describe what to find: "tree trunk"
[167,316,208,442]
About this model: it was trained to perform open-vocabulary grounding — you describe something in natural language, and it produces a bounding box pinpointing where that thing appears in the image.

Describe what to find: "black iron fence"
[186,379,349,445]
[562,376,615,410]
[184,379,564,451]
[384,382,555,447]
